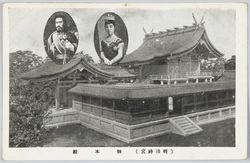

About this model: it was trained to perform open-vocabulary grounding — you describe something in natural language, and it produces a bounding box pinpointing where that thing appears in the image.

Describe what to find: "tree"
[214,57,226,70]
[9,50,55,147]
[10,50,44,78]
[200,57,226,71]
[76,51,95,64]
[225,56,236,70]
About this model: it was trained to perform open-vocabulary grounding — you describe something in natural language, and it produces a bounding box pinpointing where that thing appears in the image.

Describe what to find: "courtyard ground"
[43,118,235,147]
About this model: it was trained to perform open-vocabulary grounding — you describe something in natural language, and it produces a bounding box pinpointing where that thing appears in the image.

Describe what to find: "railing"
[187,106,235,125]
[149,72,214,85]
[150,72,212,79]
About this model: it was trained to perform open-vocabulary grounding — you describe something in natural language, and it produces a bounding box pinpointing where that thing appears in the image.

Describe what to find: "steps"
[169,116,203,136]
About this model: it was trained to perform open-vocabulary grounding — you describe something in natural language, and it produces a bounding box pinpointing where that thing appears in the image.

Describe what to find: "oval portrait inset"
[94,12,128,66]
[44,11,79,65]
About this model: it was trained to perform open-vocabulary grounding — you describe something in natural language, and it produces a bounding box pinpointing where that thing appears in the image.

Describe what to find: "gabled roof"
[19,57,83,80]
[20,56,137,80]
[120,25,224,65]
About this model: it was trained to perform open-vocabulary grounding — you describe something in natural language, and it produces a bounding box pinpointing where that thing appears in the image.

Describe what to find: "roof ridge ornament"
[192,13,198,25]
[143,14,205,40]
[193,14,205,35]
[143,26,147,34]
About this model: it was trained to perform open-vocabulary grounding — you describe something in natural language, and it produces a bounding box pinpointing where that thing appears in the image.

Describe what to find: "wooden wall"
[141,56,201,79]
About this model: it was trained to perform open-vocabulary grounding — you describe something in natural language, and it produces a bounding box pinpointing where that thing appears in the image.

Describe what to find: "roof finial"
[199,16,204,25]
[150,29,154,34]
[193,16,205,35]
[143,26,147,34]
[192,13,197,25]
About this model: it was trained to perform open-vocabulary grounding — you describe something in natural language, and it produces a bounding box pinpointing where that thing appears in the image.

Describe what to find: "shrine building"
[20,23,235,143]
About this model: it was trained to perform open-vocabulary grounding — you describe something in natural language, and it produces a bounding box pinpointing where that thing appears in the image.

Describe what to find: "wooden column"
[127,101,133,122]
[216,92,219,108]
[81,95,83,110]
[205,93,208,110]
[189,57,191,74]
[113,100,115,109]
[226,92,229,106]
[100,98,103,107]
[167,61,171,85]
[73,71,76,85]
[194,94,197,112]
[198,60,201,75]
[90,97,92,112]
[139,65,143,83]
[148,100,152,120]
[55,80,60,110]
[166,98,169,116]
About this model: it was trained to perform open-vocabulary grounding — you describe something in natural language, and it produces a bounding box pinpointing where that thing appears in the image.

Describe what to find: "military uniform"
[46,31,78,64]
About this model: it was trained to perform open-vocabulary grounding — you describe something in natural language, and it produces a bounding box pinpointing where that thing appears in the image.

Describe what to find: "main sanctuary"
[21,16,235,143]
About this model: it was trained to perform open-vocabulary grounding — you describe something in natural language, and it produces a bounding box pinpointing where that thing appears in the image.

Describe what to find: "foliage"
[200,57,226,71]
[10,50,44,78]
[9,50,55,147]
[224,56,235,70]
[75,51,95,64]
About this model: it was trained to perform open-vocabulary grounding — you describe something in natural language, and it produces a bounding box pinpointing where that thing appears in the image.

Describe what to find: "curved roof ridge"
[144,25,199,41]
[20,56,137,80]
[80,58,114,78]
[120,26,206,65]
[19,57,83,80]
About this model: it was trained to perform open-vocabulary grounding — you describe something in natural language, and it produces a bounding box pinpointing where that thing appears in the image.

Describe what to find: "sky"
[9,6,236,63]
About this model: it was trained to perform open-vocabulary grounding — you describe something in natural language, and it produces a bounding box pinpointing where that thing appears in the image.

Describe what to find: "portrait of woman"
[94,12,128,66]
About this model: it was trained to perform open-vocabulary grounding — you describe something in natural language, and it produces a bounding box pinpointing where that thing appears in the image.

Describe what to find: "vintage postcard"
[2,3,247,160]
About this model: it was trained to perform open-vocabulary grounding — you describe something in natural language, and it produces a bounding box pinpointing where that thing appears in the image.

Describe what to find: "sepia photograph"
[2,3,247,160]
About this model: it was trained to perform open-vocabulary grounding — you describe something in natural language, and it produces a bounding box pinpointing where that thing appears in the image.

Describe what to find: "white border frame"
[1,2,248,161]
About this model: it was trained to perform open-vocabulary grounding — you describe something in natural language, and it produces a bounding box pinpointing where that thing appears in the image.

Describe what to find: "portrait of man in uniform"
[44,12,78,65]
[94,12,128,66]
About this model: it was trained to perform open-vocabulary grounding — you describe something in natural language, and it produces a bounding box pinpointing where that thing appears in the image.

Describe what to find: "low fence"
[45,105,235,143]
[149,72,214,85]
[187,106,235,125]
